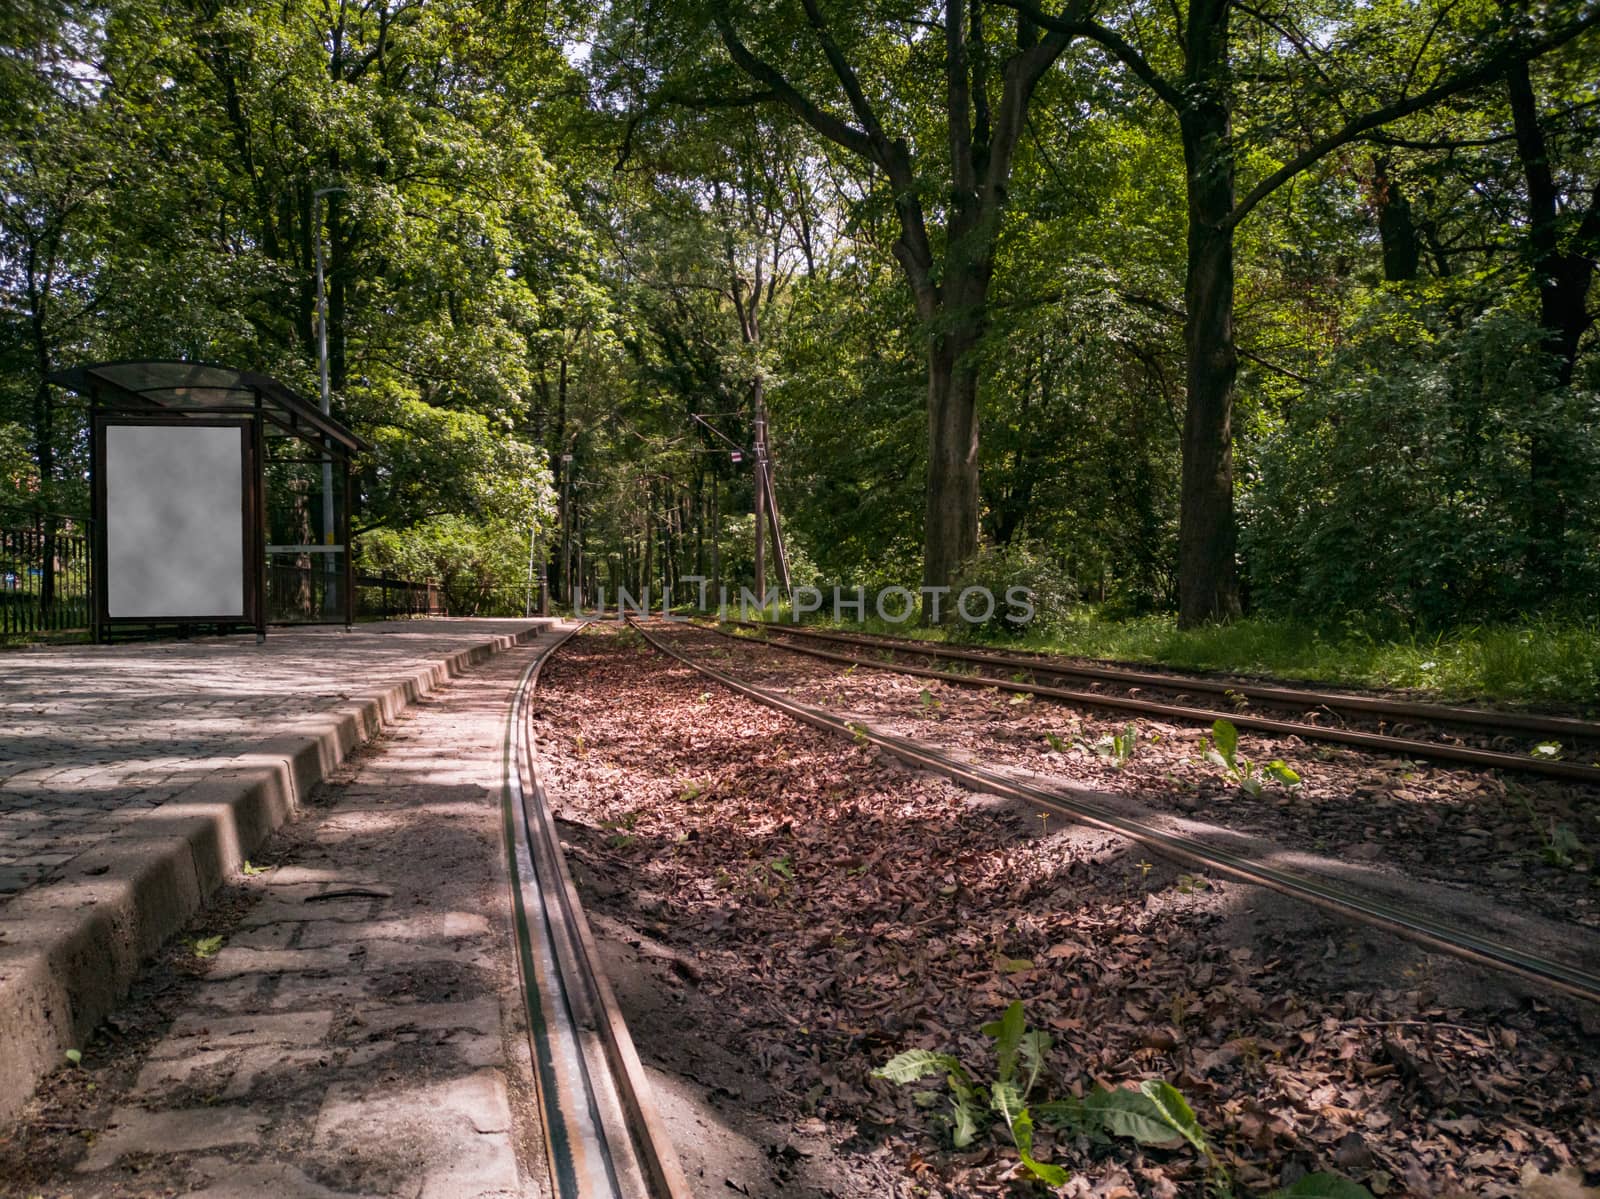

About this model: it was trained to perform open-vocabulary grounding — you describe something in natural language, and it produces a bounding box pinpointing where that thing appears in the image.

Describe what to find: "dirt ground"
[532,625,1600,1198]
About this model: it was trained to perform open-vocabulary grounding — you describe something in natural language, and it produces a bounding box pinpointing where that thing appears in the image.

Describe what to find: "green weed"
[1080,722,1139,768]
[876,1002,1372,1197]
[873,1000,1066,1185]
[1201,719,1301,796]
[191,935,224,959]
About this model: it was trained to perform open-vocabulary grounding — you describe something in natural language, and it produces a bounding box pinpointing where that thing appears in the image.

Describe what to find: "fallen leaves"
[533,628,1600,1197]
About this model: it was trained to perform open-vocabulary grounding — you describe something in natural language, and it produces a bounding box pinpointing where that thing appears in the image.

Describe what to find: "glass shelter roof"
[49,360,366,453]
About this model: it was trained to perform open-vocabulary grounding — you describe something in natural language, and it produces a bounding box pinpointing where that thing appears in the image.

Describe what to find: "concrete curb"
[0,622,546,1123]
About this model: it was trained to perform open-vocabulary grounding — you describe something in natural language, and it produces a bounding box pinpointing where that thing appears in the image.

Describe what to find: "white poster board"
[104,424,247,619]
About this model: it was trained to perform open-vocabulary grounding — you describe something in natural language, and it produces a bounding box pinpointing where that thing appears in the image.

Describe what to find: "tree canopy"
[2,0,1596,625]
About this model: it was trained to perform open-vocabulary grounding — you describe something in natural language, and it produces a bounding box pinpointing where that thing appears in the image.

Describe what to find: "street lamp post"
[313,185,346,618]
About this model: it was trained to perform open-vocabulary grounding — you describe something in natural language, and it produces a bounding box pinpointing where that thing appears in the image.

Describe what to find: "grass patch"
[737,606,1600,710]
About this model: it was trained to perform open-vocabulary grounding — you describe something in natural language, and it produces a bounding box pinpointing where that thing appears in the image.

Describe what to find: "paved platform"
[0,619,548,1122]
[0,632,572,1197]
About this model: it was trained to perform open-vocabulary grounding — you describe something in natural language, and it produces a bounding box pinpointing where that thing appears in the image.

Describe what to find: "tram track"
[502,623,693,1199]
[709,619,1600,785]
[632,618,1600,1008]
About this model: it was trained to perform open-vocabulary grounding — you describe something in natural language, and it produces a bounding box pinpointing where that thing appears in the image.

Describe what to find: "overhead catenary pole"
[753,384,766,608]
[711,470,721,607]
[690,405,790,610]
[752,380,792,608]
[313,184,346,618]
[560,452,574,609]
[534,521,547,617]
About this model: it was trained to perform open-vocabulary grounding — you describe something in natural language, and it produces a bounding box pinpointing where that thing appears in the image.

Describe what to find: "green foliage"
[0,422,36,504]
[874,1000,1068,1184]
[352,393,555,538]
[360,516,545,616]
[1039,1079,1208,1155]
[1083,722,1139,769]
[190,935,223,960]
[1245,282,1600,626]
[5,0,1598,671]
[973,611,1600,709]
[877,1002,1387,1193]
[1269,1174,1377,1199]
[2,0,584,549]
[1202,719,1302,796]
[950,542,1076,638]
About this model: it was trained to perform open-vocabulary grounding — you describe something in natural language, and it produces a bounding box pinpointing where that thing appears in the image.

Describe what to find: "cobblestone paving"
[0,620,540,910]
[3,631,564,1197]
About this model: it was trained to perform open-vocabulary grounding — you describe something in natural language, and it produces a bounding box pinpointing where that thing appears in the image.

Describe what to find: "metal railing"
[0,513,91,636]
[0,524,443,635]
[355,573,445,621]
[266,558,444,623]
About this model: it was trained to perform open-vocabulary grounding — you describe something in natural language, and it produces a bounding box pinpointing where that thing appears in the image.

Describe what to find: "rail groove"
[503,623,693,1199]
[710,620,1600,785]
[634,619,1600,1008]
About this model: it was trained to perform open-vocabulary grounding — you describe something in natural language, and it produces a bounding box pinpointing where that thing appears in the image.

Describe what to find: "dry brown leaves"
[532,627,1600,1198]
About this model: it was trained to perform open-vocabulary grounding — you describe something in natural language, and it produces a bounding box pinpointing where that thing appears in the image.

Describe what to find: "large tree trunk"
[922,326,982,607]
[1176,15,1243,628]
[1506,59,1598,583]
[1371,156,1422,282]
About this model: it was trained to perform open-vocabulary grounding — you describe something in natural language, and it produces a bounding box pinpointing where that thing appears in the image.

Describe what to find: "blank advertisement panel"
[104,423,248,619]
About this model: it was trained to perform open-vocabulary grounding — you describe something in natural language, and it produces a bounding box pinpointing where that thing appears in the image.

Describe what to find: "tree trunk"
[544,349,568,603]
[1176,19,1243,627]
[1507,59,1598,581]
[1371,157,1421,282]
[922,328,981,609]
[29,288,55,612]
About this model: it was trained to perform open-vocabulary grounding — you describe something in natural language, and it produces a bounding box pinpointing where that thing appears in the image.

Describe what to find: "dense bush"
[1243,284,1600,628]
[949,541,1075,637]
[359,517,541,616]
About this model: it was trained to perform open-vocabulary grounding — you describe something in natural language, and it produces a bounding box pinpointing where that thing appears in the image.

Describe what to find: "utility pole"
[313,185,346,619]
[753,384,766,606]
[690,407,790,609]
[560,453,573,610]
[752,381,792,607]
[711,471,721,607]
[524,523,537,618]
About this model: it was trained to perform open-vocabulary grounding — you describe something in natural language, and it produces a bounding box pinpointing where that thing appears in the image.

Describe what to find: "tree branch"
[711,10,878,164]
[996,0,1185,109]
[797,0,892,147]
[948,0,976,196]
[1224,7,1600,231]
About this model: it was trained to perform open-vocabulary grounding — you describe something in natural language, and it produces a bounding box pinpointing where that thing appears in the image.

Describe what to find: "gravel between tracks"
[533,626,1600,1198]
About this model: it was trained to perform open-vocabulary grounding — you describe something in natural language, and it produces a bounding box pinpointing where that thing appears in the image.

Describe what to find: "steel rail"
[720,620,1600,740]
[633,619,1600,1007]
[503,623,694,1199]
[708,621,1600,785]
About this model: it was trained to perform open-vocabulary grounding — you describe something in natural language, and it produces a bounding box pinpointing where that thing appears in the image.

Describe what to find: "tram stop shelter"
[49,361,368,641]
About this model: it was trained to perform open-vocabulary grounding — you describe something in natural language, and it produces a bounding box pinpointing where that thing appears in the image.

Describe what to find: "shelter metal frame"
[49,361,368,642]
